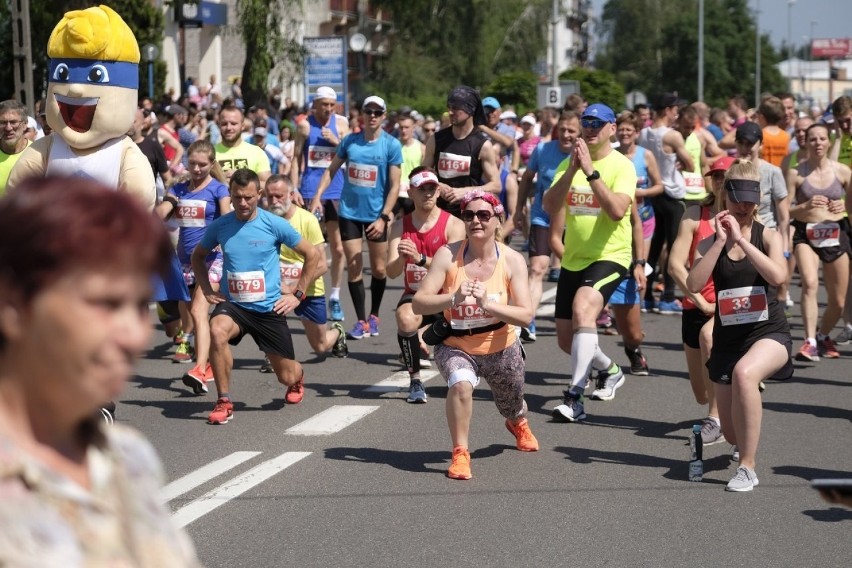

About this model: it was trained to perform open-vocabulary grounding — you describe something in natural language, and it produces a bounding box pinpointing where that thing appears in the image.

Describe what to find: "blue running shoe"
[368,314,380,336]
[347,320,370,340]
[656,300,682,315]
[329,298,344,321]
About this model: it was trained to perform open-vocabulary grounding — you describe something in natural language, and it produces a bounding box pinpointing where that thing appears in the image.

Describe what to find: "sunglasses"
[461,209,496,223]
[363,109,385,117]
[581,118,607,130]
[423,128,436,133]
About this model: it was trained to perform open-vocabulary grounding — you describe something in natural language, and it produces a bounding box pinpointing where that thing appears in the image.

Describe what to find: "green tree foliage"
[371,0,550,110]
[236,0,304,108]
[596,0,786,108]
[560,68,625,110]
[0,1,165,103]
[487,71,538,110]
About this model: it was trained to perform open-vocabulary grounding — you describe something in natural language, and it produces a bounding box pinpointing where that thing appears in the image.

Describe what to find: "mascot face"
[45,5,140,150]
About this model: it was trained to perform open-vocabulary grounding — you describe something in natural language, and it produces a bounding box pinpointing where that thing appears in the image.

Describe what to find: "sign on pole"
[304,36,348,115]
[811,38,852,59]
[537,81,580,109]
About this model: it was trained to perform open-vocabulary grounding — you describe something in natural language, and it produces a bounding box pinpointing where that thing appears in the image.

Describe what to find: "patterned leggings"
[434,340,527,419]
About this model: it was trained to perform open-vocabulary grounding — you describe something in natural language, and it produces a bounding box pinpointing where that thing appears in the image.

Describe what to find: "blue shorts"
[294,295,327,325]
[608,275,640,306]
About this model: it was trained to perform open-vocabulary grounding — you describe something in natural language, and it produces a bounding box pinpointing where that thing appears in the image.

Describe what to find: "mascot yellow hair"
[47,4,140,63]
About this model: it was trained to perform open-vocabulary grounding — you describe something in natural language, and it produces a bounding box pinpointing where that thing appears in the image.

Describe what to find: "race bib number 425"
[227,271,266,303]
[175,198,206,228]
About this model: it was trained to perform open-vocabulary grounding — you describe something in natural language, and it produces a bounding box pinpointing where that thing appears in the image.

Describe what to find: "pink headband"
[410,170,439,189]
[461,189,505,217]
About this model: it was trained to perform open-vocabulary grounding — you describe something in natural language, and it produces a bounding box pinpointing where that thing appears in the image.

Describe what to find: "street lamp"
[754,0,761,107]
[787,0,795,85]
[142,44,159,100]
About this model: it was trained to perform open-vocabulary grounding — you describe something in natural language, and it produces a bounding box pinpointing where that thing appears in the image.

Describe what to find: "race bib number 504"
[566,185,600,216]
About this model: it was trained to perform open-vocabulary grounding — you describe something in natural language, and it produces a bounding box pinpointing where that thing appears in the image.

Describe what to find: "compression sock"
[570,327,598,394]
[348,280,366,321]
[370,276,387,317]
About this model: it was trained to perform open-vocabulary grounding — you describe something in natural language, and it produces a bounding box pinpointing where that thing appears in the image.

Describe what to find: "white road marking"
[285,405,380,436]
[171,451,311,527]
[536,285,558,317]
[365,369,440,393]
[162,451,261,501]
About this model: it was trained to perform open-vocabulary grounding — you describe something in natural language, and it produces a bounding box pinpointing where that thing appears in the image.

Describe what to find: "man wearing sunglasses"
[424,86,501,217]
[0,100,31,194]
[311,95,402,340]
[543,103,638,423]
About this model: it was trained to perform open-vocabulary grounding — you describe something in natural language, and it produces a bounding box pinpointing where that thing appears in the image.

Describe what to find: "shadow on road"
[772,464,852,482]
[763,401,852,422]
[323,444,510,474]
[801,507,852,522]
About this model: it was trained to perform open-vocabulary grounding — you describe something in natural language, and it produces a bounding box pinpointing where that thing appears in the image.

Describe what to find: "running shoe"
[795,342,820,362]
[625,347,649,376]
[329,298,345,322]
[331,322,348,358]
[208,397,233,424]
[406,381,427,403]
[641,299,658,314]
[204,363,214,382]
[285,373,305,404]
[834,326,852,345]
[547,268,561,282]
[520,320,537,343]
[447,446,472,480]
[700,417,724,446]
[596,309,613,329]
[818,336,840,359]
[726,466,759,492]
[347,320,370,340]
[368,314,380,336]
[259,356,273,373]
[174,330,188,345]
[656,300,683,315]
[173,341,194,363]
[731,445,740,462]
[505,417,539,451]
[590,365,625,401]
[100,401,116,425]
[552,392,586,422]
[182,364,209,395]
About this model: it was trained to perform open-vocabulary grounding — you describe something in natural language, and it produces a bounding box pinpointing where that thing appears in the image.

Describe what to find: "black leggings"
[645,194,686,303]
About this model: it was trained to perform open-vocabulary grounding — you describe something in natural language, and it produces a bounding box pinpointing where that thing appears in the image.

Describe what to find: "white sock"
[570,329,598,392]
[591,345,612,372]
[806,337,816,346]
[330,288,340,301]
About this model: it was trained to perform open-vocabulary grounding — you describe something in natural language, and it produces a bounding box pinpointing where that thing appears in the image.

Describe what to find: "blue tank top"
[631,148,654,222]
[300,115,345,200]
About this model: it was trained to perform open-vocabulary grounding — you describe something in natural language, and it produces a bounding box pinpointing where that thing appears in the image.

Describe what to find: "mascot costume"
[8,4,155,208]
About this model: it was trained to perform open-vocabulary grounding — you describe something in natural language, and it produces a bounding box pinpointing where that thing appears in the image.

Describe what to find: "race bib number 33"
[718,286,768,326]
[227,271,266,303]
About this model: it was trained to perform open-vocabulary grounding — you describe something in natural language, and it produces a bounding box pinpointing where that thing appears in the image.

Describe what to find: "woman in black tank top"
[686,159,792,492]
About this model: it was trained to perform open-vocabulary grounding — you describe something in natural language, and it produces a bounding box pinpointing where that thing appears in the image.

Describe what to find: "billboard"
[811,39,852,59]
[303,36,348,114]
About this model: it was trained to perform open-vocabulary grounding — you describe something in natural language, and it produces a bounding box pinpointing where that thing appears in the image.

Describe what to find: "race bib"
[307,145,335,169]
[279,261,303,288]
[347,162,378,188]
[227,270,266,303]
[437,152,471,179]
[566,185,600,216]
[404,263,428,291]
[718,286,768,326]
[450,294,500,330]
[175,198,207,228]
[683,172,705,194]
[806,222,840,248]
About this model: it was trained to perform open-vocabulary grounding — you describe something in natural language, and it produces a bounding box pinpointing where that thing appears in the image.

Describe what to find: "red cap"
[705,156,735,176]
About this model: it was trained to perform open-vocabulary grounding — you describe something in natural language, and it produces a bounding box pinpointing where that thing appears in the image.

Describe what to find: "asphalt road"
[121,271,852,568]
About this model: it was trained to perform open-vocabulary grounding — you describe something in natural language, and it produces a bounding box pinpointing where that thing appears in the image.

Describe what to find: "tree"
[235,0,305,108]
[487,71,538,110]
[595,0,786,107]
[559,68,625,110]
[0,1,166,102]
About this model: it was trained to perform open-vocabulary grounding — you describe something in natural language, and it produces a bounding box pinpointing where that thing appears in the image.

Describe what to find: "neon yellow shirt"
[279,206,325,297]
[552,150,636,271]
[683,132,707,201]
[214,140,270,175]
[0,140,31,194]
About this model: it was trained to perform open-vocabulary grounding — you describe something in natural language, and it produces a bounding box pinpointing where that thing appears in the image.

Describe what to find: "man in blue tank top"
[292,86,350,322]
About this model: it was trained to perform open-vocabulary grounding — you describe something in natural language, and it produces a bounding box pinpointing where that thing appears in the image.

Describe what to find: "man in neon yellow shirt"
[0,100,31,194]
[259,175,347,373]
[543,103,637,422]
[215,105,271,185]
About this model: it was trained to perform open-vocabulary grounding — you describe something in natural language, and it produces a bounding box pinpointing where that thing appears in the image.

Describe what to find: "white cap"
[363,95,387,112]
[500,110,517,121]
[26,116,38,130]
[253,127,268,137]
[314,86,337,101]
[520,114,536,126]
[410,170,439,189]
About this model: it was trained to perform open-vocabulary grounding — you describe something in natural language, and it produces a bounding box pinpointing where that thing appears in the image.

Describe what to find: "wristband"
[416,253,427,267]
[380,213,392,223]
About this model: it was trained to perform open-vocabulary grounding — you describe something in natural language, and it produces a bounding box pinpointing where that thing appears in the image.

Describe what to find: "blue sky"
[587,0,852,53]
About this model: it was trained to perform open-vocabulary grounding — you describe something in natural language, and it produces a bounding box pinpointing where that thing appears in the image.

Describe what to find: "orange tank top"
[760,127,790,168]
[442,241,517,355]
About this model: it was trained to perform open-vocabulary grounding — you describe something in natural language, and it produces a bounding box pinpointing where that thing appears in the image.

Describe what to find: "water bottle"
[689,424,703,482]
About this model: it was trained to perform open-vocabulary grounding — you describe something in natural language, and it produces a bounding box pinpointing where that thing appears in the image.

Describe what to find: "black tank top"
[711,223,790,350]
[433,127,488,215]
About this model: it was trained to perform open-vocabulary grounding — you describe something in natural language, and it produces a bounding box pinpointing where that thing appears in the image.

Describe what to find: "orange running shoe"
[204,362,215,382]
[447,446,472,480]
[181,364,208,395]
[505,417,540,451]
[208,397,233,424]
[285,372,305,404]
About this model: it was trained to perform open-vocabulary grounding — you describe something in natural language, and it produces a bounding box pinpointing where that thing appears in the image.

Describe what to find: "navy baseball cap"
[582,103,616,123]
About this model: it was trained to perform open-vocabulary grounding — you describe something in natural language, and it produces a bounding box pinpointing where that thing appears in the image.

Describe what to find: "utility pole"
[11,0,35,114]
[551,0,559,87]
[754,0,761,107]
[697,0,704,101]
